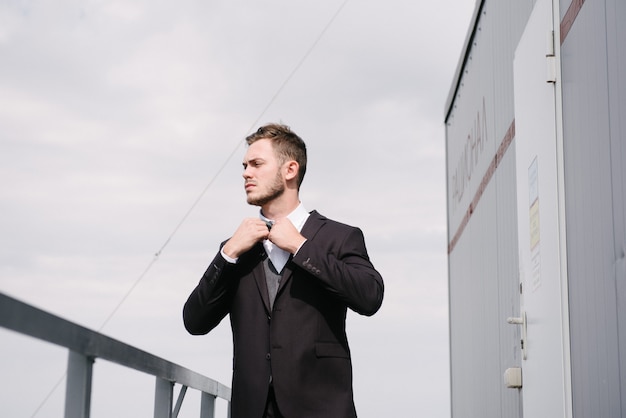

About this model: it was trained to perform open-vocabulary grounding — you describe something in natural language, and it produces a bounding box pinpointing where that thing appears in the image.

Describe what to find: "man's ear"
[284,160,300,182]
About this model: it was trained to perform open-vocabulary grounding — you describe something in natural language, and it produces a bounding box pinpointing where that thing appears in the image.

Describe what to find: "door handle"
[507,311,527,360]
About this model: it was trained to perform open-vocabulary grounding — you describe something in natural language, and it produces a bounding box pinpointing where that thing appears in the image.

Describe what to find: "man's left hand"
[268,218,306,254]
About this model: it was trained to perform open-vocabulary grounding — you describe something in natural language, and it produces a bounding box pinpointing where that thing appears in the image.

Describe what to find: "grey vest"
[263,257,283,310]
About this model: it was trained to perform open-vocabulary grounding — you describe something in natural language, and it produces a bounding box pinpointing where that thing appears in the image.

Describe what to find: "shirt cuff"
[293,239,307,256]
[220,248,238,264]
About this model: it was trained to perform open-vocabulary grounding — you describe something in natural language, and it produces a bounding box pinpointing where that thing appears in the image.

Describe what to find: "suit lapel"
[249,242,272,314]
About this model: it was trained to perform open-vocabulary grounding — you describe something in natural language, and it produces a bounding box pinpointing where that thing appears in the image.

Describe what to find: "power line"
[30,1,350,416]
[99,0,351,332]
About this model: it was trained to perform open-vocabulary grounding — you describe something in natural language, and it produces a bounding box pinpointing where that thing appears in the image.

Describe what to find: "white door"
[513,0,571,417]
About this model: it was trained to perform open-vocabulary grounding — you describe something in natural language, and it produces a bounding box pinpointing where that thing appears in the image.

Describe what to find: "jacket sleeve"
[291,226,384,316]
[183,251,238,335]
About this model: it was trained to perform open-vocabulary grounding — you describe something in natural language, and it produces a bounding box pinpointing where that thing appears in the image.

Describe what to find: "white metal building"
[445,0,626,417]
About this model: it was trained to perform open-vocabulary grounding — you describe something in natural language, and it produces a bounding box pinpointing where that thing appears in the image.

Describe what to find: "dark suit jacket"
[183,211,384,418]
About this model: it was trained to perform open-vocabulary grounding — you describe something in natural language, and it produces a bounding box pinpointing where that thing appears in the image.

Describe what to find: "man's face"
[242,138,285,206]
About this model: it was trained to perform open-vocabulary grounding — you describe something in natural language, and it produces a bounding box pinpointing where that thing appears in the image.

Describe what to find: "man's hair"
[246,123,307,188]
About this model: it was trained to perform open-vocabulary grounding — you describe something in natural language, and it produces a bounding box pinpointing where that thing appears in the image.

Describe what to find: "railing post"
[200,392,216,418]
[64,350,94,418]
[154,377,173,418]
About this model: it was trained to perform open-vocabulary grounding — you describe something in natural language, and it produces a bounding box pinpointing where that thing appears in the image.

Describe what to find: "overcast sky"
[0,1,476,416]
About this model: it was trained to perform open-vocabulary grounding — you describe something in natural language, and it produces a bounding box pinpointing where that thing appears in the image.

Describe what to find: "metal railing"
[0,292,231,418]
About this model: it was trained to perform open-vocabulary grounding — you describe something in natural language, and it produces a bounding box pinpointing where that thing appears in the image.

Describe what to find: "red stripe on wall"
[561,0,586,44]
[448,120,516,254]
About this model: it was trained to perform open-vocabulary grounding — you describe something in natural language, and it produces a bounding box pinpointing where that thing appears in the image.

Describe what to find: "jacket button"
[266,353,271,360]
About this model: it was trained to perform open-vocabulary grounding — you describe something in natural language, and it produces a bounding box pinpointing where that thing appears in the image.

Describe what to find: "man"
[183,123,384,418]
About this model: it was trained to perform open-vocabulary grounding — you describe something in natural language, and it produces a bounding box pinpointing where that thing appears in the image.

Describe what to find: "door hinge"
[546,30,557,83]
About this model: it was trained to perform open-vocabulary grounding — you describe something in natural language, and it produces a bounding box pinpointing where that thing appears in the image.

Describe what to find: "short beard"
[247,171,285,206]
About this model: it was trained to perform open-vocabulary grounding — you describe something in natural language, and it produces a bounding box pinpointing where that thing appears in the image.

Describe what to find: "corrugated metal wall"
[559,0,626,416]
[448,0,626,416]
[445,1,534,417]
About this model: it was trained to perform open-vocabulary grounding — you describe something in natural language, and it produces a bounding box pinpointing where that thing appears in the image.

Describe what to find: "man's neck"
[261,196,300,220]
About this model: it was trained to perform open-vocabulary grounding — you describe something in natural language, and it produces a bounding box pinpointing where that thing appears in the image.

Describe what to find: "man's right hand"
[222,218,270,259]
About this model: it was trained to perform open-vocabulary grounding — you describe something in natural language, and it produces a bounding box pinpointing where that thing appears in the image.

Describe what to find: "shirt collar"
[260,202,310,232]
